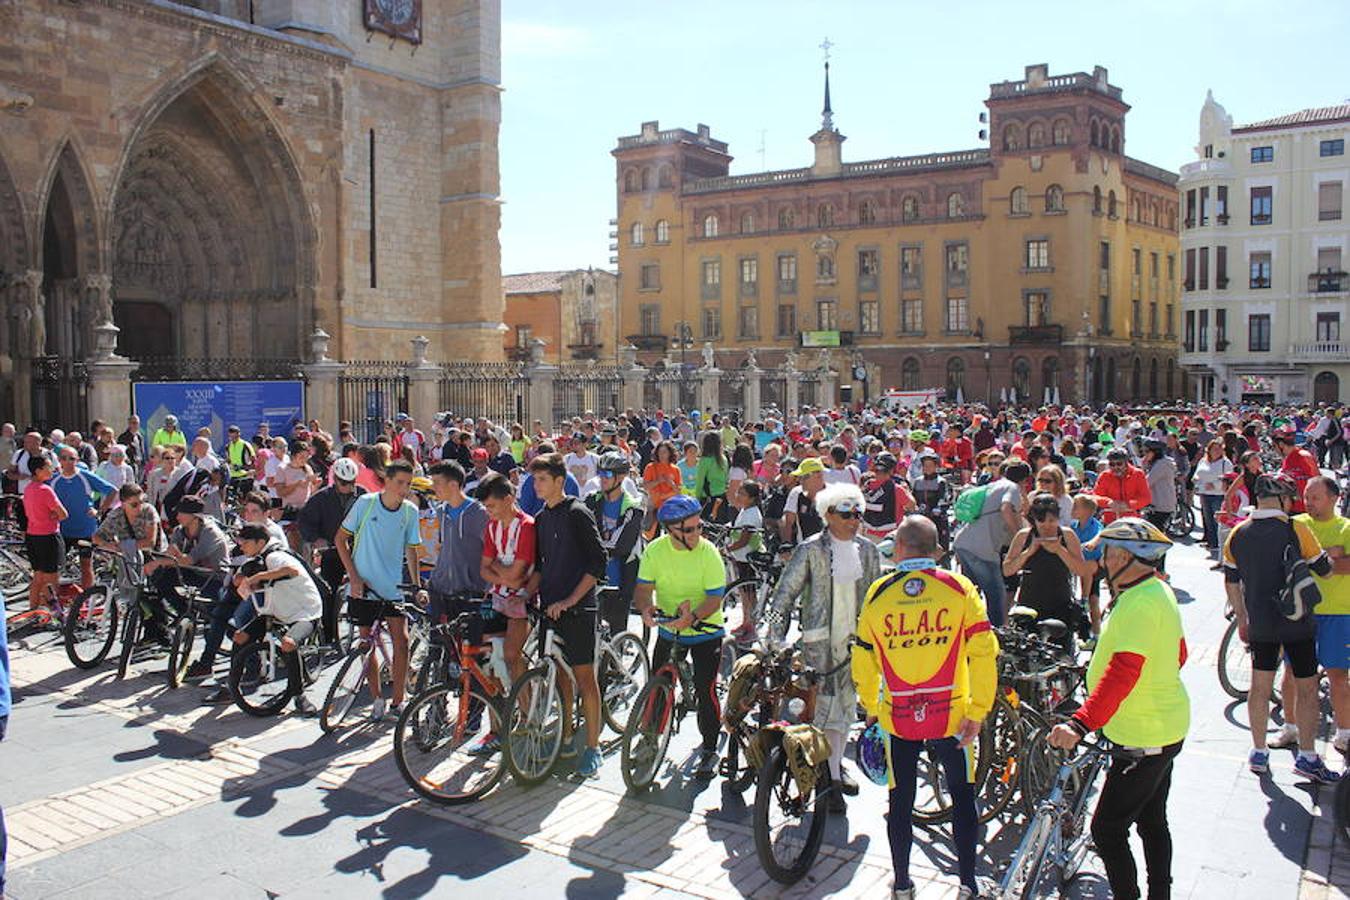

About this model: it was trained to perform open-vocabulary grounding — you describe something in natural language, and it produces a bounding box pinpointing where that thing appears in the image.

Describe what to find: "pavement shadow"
[1259,776,1314,867]
[565,792,685,898]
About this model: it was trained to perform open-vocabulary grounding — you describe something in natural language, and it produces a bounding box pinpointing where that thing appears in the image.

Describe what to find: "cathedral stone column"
[12,270,44,427]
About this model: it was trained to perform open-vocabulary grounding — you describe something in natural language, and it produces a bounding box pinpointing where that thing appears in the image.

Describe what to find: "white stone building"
[1179,93,1349,404]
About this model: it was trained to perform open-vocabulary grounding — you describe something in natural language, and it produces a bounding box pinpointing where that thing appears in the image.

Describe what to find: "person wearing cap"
[1223,473,1340,783]
[463,446,492,496]
[144,496,230,658]
[585,452,644,637]
[781,456,827,545]
[766,482,881,813]
[151,414,188,453]
[1272,426,1319,515]
[297,456,367,640]
[861,452,916,544]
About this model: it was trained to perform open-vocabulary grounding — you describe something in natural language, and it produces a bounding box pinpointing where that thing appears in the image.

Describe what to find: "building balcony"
[506,346,533,363]
[1008,324,1063,345]
[1290,341,1350,360]
[1309,271,1349,293]
[1179,158,1232,179]
[627,334,668,352]
[568,342,605,361]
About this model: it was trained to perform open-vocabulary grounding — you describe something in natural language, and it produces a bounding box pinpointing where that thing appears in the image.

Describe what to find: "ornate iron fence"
[718,370,745,413]
[799,371,821,409]
[131,356,304,382]
[552,365,622,426]
[761,372,787,415]
[32,356,89,433]
[339,361,409,443]
[439,362,530,425]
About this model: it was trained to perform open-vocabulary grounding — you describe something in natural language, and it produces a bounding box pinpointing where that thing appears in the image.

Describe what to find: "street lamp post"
[984,350,991,407]
[674,322,693,411]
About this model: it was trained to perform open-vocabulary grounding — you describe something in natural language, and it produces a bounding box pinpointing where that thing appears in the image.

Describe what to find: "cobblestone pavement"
[3,535,1349,898]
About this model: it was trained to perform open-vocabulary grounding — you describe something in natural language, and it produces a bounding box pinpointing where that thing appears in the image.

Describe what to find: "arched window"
[1042,357,1060,396]
[657,165,674,189]
[817,252,835,281]
[946,358,966,399]
[640,167,652,191]
[1316,371,1340,404]
[1045,184,1064,212]
[1010,186,1028,215]
[703,213,719,237]
[1110,127,1121,153]
[902,357,921,390]
[778,207,795,230]
[1093,186,1103,214]
[858,199,876,225]
[1166,359,1176,398]
[623,170,637,193]
[654,219,670,243]
[1090,120,1100,147]
[947,192,965,218]
[816,203,833,227]
[1028,122,1046,148]
[1108,190,1118,218]
[1149,358,1159,399]
[902,195,919,222]
[1002,123,1022,151]
[1052,118,1071,145]
[1131,357,1142,398]
[630,222,644,246]
[739,211,754,234]
[1012,357,1031,400]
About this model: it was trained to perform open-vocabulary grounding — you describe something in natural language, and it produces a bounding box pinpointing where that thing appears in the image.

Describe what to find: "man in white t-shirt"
[565,435,597,486]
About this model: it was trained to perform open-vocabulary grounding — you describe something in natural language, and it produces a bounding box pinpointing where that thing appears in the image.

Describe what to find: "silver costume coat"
[765,532,883,729]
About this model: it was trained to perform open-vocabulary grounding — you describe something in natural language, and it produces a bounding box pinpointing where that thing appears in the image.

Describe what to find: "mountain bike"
[504,605,584,786]
[63,543,135,669]
[321,586,422,732]
[228,613,329,717]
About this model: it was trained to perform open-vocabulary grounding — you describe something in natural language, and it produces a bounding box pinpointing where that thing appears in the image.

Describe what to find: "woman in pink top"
[22,455,68,611]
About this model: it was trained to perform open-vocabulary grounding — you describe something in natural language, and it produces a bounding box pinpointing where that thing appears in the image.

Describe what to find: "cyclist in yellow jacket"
[853,514,998,900]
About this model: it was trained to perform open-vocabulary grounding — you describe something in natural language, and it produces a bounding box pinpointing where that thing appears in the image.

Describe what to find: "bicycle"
[111,549,206,681]
[394,611,511,804]
[618,616,722,792]
[1217,606,1284,707]
[996,735,1117,899]
[228,611,329,717]
[63,543,134,669]
[321,586,423,733]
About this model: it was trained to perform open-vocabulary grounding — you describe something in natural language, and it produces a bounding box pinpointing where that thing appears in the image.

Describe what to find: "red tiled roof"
[1234,105,1350,133]
[503,271,568,294]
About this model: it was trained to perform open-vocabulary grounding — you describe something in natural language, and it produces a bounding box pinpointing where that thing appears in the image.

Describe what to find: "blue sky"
[498,0,1350,275]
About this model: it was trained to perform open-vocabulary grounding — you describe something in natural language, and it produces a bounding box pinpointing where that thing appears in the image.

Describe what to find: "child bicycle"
[227,605,328,717]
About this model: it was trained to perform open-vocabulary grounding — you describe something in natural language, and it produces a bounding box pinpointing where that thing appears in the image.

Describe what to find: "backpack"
[1278,521,1322,621]
[953,484,992,524]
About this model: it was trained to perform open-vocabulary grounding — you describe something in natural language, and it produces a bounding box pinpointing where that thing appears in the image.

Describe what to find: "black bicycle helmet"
[597,452,631,475]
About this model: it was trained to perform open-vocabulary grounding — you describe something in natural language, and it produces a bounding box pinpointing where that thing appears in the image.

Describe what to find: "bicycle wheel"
[599,632,650,733]
[910,742,956,825]
[321,647,370,733]
[394,682,505,805]
[1218,617,1251,701]
[166,615,196,689]
[752,743,829,885]
[229,640,293,717]
[505,665,565,786]
[0,549,30,600]
[976,692,1022,824]
[64,584,118,669]
[115,600,142,680]
[721,726,758,792]
[998,809,1056,900]
[620,675,676,792]
[717,638,739,701]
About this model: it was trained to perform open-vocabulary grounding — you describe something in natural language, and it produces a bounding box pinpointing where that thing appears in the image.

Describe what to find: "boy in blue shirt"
[1069,494,1104,643]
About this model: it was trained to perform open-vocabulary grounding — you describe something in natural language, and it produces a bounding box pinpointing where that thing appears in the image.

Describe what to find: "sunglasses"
[830,510,862,520]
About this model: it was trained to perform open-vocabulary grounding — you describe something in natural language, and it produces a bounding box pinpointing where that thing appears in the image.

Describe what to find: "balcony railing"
[627,334,668,352]
[1008,324,1064,344]
[1290,341,1350,359]
[1309,271,1348,293]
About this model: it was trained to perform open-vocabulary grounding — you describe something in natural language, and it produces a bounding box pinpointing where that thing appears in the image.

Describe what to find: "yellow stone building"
[613,64,1181,406]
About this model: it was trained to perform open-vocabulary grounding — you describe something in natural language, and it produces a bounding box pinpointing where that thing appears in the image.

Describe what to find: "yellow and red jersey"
[852,566,1000,741]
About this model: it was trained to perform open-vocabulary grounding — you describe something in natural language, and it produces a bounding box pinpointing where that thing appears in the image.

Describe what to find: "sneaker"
[1294,755,1342,785]
[293,695,318,717]
[1249,749,1270,774]
[388,702,404,720]
[370,698,387,722]
[185,660,212,681]
[202,686,232,705]
[957,887,980,900]
[577,747,603,778]
[838,768,860,797]
[467,733,501,756]
[1268,729,1300,750]
[693,748,719,778]
[558,735,578,761]
[892,886,915,900]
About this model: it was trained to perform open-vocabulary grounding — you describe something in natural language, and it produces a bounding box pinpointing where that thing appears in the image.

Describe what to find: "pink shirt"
[23,481,62,536]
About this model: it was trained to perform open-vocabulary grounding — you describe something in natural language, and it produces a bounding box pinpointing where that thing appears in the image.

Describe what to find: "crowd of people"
[5,395,1350,898]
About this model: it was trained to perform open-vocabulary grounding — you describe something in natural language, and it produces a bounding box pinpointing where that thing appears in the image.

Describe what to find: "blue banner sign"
[132,381,305,449]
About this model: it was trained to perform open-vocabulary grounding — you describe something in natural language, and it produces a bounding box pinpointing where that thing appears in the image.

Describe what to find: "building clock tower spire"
[811,38,844,176]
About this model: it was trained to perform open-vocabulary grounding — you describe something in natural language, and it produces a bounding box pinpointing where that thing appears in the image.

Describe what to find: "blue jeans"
[1200,494,1223,549]
[955,549,1006,626]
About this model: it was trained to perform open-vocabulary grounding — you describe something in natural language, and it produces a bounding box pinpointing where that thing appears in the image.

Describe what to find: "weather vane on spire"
[820,37,833,62]
[819,37,835,130]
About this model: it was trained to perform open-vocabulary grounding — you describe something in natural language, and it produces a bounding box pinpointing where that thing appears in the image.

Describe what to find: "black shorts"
[1250,637,1319,678]
[543,605,597,669]
[346,595,406,628]
[25,533,65,574]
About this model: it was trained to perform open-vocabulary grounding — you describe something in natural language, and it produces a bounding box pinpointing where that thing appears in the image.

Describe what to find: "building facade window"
[902,299,923,334]
[738,305,758,339]
[1010,186,1028,215]
[945,296,969,333]
[1052,118,1071,145]
[657,165,673,188]
[859,300,880,334]
[947,192,965,218]
[1045,184,1064,212]
[816,252,836,282]
[1217,185,1228,222]
[1150,252,1160,298]
[946,358,965,397]
[1199,310,1209,351]
[1318,247,1344,279]
[1251,186,1273,225]
[1251,145,1273,163]
[858,200,876,225]
[1025,239,1050,270]
[901,357,921,390]
[654,219,670,244]
[857,248,879,290]
[740,211,755,234]
[777,254,797,293]
[1319,181,1343,221]
[701,258,721,299]
[1099,240,1111,333]
[1317,312,1341,342]
[1216,309,1227,347]
[1216,245,1228,287]
[639,262,660,291]
[1322,139,1346,157]
[776,303,796,337]
[1028,122,1046,148]
[1250,252,1272,289]
[1003,123,1021,151]
[816,298,838,331]
[630,222,644,246]
[515,324,531,348]
[1108,190,1118,218]
[1199,186,1210,225]
[1248,313,1271,352]
[1093,186,1103,214]
[640,303,660,336]
[1012,357,1030,400]
[701,307,722,340]
[703,213,719,237]
[901,245,922,290]
[1198,246,1209,290]
[1043,357,1060,394]
[902,195,919,222]
[817,204,833,227]
[1184,310,1195,352]
[1184,248,1195,290]
[624,170,637,193]
[778,207,795,230]
[1024,291,1049,326]
[739,256,758,296]
[945,242,969,287]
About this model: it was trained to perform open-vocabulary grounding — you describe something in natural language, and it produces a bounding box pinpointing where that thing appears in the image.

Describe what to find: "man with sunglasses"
[766,483,882,812]
[1096,448,1152,525]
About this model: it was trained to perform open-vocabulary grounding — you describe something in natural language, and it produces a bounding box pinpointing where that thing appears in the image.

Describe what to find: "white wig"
[814,482,866,520]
